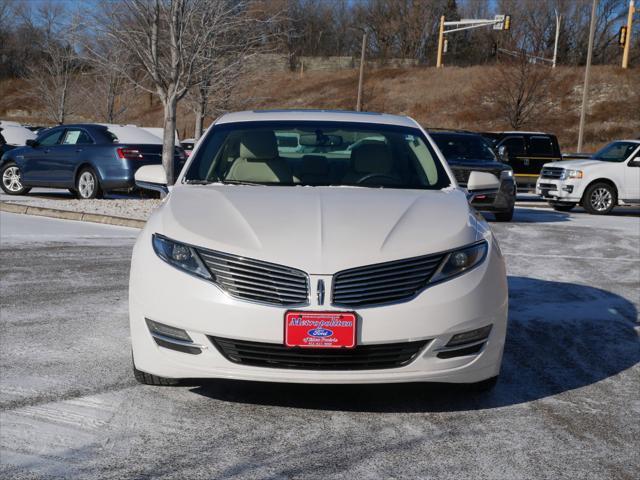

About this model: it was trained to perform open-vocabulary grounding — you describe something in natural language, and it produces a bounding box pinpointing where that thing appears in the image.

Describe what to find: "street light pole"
[356,31,367,112]
[622,0,635,69]
[552,10,561,68]
[436,16,445,68]
[577,0,598,153]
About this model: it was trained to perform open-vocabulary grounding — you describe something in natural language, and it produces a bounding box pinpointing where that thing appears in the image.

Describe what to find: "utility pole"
[552,10,561,68]
[578,0,598,153]
[356,31,366,112]
[622,0,635,68]
[437,16,445,68]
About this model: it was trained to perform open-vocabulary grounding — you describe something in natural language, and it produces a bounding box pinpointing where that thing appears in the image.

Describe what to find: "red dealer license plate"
[284,311,357,349]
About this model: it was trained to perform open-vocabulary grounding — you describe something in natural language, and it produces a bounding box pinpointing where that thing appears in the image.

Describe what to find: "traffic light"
[503,15,511,31]
[619,26,627,47]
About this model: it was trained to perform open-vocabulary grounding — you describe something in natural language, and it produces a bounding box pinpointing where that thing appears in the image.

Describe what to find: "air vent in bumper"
[209,337,430,370]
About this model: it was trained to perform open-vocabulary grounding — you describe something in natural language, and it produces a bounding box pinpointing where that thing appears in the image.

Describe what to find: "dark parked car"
[481,131,562,191]
[430,130,516,222]
[0,124,185,198]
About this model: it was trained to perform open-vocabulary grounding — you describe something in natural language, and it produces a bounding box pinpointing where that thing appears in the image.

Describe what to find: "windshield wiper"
[184,179,213,185]
[219,180,267,186]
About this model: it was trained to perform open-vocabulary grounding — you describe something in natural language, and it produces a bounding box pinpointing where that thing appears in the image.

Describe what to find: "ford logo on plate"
[308,328,333,337]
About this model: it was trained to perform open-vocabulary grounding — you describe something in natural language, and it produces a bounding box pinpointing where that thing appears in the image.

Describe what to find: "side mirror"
[135,164,168,195]
[26,139,38,147]
[628,158,640,167]
[466,171,500,201]
[497,145,509,162]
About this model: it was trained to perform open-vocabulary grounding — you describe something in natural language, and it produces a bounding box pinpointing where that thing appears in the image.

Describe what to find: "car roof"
[215,110,420,128]
[487,131,551,135]
[428,130,482,137]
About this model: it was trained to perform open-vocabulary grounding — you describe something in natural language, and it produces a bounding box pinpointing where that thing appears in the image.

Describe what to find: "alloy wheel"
[78,171,96,198]
[2,166,23,192]
[590,187,612,212]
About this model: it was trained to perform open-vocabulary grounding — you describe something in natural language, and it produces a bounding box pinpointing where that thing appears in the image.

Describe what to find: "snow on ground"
[1,188,161,220]
[0,208,638,479]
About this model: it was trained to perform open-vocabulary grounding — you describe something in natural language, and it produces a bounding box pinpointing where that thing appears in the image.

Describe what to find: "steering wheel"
[356,173,400,185]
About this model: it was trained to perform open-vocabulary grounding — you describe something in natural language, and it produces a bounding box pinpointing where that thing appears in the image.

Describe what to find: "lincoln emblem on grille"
[317,279,325,305]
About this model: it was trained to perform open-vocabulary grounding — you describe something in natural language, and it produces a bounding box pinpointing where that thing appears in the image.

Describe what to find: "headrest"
[352,143,393,174]
[239,131,278,160]
[300,155,329,176]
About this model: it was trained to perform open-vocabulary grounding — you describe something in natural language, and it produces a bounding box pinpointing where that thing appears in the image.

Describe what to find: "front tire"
[76,167,102,199]
[1,162,31,195]
[549,202,576,212]
[494,208,514,222]
[582,182,616,215]
[465,376,498,392]
[132,356,180,386]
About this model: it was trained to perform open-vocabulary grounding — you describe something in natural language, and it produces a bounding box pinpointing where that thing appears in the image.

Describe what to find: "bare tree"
[82,40,135,124]
[488,53,551,130]
[20,1,83,124]
[95,0,263,184]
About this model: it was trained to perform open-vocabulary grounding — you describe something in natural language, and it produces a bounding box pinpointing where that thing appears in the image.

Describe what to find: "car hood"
[158,185,478,274]
[543,159,602,169]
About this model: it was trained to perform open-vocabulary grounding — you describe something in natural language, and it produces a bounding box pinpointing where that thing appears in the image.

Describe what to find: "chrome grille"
[540,167,564,179]
[332,253,446,307]
[196,248,309,306]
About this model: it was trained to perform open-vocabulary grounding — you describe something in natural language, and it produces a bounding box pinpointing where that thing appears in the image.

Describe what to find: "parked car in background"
[129,109,508,391]
[0,121,37,147]
[482,131,562,191]
[0,123,185,198]
[536,140,640,215]
[430,130,515,221]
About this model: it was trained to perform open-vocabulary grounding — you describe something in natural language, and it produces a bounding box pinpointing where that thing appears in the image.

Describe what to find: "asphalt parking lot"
[1,206,639,479]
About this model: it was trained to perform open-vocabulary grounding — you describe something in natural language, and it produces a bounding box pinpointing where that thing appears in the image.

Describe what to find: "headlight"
[500,169,513,179]
[152,234,212,280]
[430,241,488,284]
[561,169,583,180]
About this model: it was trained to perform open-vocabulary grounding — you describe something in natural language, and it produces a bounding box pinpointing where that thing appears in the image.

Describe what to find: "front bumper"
[130,231,508,385]
[535,178,583,202]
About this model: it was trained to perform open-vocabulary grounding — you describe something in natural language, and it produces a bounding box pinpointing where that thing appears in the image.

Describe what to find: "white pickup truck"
[536,140,640,214]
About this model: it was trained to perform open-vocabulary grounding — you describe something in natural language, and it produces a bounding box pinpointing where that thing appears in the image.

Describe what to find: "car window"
[501,137,525,156]
[593,142,639,163]
[185,121,451,190]
[62,129,93,145]
[431,133,497,162]
[38,129,64,146]
[528,136,554,156]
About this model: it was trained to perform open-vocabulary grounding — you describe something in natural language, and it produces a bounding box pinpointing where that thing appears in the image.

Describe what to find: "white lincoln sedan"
[130,110,508,390]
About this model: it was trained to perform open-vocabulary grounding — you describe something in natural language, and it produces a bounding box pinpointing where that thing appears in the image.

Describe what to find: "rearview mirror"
[26,139,38,147]
[135,164,168,195]
[299,134,342,147]
[466,171,500,201]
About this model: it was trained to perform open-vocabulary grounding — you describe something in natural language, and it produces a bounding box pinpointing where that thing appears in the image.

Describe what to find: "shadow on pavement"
[190,276,639,412]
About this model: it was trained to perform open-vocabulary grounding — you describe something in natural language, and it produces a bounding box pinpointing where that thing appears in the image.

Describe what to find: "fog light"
[145,318,192,342]
[447,325,492,347]
[562,185,573,193]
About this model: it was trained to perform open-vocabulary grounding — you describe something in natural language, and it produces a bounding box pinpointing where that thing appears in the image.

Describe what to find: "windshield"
[184,121,450,190]
[592,141,639,162]
[430,133,497,162]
